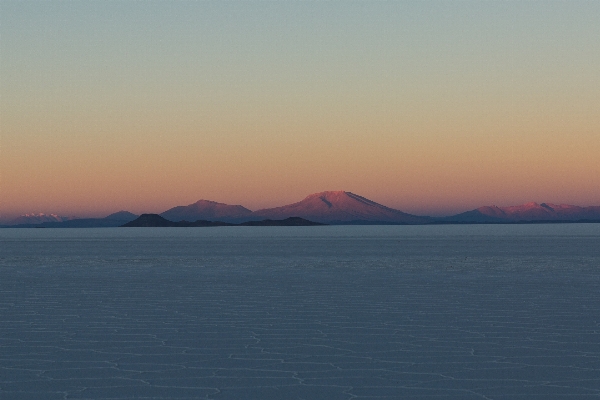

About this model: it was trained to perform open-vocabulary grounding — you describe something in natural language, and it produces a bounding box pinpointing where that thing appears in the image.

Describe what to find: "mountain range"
[3,211,139,228]
[159,191,428,224]
[8,213,75,225]
[3,191,600,227]
[444,202,600,223]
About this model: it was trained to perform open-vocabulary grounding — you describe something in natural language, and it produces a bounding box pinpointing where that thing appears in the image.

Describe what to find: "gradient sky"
[1,1,599,219]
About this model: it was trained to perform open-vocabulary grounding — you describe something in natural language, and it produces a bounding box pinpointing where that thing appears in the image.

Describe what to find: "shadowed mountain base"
[122,214,324,227]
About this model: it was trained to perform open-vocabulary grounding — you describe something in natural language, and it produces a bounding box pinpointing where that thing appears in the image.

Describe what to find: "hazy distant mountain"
[4,211,138,228]
[251,191,429,224]
[8,213,73,225]
[446,202,600,222]
[160,200,252,223]
[104,211,138,221]
[45,211,139,227]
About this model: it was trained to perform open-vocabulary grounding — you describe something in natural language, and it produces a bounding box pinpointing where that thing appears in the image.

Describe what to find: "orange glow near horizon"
[2,112,599,219]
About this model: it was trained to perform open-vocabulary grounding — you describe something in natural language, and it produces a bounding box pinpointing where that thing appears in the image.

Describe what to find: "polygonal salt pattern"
[1,225,599,399]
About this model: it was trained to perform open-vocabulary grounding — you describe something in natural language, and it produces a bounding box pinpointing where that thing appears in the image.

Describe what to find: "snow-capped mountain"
[251,191,429,224]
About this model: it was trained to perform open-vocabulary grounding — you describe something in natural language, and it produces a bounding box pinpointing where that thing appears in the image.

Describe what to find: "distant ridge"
[122,214,323,227]
[240,217,324,226]
[3,211,138,228]
[7,213,74,225]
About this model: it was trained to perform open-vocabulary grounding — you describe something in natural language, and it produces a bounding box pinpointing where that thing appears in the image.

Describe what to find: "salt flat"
[1,225,599,399]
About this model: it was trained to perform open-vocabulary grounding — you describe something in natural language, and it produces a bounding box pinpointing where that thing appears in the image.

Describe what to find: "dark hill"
[122,214,233,227]
[122,214,179,227]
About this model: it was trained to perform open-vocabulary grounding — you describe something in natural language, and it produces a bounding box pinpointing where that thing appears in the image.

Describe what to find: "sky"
[1,1,599,220]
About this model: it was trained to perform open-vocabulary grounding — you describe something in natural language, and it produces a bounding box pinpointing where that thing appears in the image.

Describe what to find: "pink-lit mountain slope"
[160,200,252,223]
[251,191,429,224]
[447,202,600,222]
